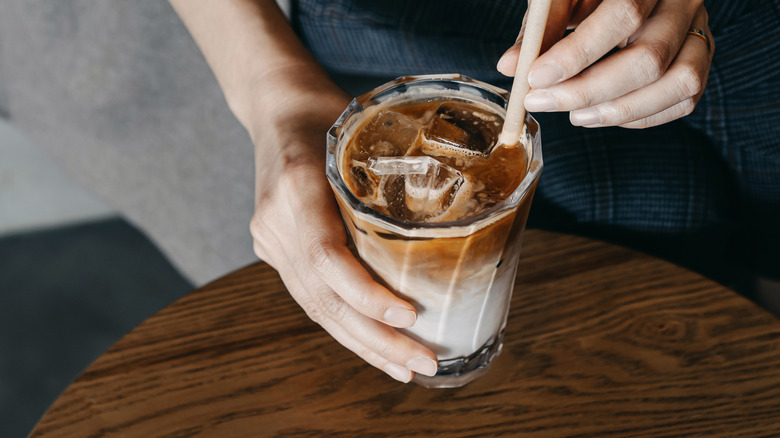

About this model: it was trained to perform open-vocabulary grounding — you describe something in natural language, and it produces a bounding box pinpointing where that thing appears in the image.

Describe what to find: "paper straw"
[497,0,553,147]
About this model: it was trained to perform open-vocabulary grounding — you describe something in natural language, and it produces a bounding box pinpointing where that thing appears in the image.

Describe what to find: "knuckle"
[306,307,325,326]
[354,288,374,312]
[677,65,704,98]
[624,118,650,129]
[571,35,597,66]
[303,232,336,275]
[611,101,635,122]
[317,289,349,321]
[355,345,375,362]
[619,0,648,34]
[680,98,697,117]
[372,337,395,358]
[570,87,595,108]
[304,305,325,325]
[637,43,668,83]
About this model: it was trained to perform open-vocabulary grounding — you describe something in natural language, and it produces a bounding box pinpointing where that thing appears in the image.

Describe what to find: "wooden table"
[29,230,780,437]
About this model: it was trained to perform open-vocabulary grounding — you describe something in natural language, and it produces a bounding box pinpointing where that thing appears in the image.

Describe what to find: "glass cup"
[326,74,542,388]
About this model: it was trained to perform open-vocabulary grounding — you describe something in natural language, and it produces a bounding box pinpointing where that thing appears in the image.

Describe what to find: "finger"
[571,5,713,127]
[314,294,439,378]
[297,230,417,328]
[275,261,438,379]
[279,165,419,328]
[276,262,412,382]
[280,249,438,374]
[684,4,714,58]
[618,98,697,129]
[526,0,699,113]
[327,322,415,383]
[572,34,709,127]
[528,0,659,89]
[251,173,438,376]
[497,0,573,76]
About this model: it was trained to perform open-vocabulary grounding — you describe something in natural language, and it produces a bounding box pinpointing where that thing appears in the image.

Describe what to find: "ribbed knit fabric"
[293,0,524,82]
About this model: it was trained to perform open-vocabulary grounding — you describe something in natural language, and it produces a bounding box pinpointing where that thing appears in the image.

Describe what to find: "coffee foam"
[419,133,487,158]
[340,93,531,236]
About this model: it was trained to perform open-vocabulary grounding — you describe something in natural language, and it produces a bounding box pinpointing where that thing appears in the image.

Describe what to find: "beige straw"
[497,0,553,148]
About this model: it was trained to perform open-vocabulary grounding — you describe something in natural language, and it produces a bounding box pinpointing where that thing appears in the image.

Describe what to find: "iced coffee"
[326,74,542,388]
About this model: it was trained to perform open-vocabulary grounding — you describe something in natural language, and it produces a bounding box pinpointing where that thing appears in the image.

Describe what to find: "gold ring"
[687,27,712,54]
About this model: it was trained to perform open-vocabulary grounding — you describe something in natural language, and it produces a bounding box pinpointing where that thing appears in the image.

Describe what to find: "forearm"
[169,0,347,132]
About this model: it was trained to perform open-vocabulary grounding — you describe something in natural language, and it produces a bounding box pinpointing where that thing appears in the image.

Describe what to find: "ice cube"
[362,140,402,158]
[349,160,380,201]
[419,102,501,159]
[352,110,423,161]
[367,156,463,221]
[366,156,432,176]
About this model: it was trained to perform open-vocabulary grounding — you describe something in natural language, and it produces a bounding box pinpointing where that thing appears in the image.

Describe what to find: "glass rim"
[326,74,543,236]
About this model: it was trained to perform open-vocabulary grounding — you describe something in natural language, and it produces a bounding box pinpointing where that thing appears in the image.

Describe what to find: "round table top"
[30,230,780,437]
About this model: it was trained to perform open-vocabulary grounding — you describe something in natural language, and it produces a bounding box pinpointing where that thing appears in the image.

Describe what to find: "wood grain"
[29,230,780,437]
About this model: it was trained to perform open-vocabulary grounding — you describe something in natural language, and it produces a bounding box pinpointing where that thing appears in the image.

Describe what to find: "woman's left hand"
[498,0,714,129]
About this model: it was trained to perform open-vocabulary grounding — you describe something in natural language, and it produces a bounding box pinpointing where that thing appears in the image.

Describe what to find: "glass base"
[413,331,504,389]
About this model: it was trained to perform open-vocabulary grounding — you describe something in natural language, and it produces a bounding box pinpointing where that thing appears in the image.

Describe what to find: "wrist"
[245,72,350,201]
[227,64,350,132]
[240,71,351,156]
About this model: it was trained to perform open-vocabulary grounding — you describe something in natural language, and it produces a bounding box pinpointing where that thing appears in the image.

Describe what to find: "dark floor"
[0,218,192,438]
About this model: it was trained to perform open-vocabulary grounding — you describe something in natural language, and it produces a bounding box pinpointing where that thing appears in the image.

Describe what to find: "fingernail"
[384,307,416,327]
[384,363,412,383]
[525,92,557,112]
[570,108,602,126]
[496,48,518,75]
[406,357,438,377]
[528,63,564,89]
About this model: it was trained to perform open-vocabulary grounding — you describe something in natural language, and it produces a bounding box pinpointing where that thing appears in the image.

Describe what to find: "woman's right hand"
[245,71,438,383]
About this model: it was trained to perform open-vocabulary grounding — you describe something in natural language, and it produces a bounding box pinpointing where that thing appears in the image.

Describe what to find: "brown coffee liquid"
[342,99,528,222]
